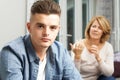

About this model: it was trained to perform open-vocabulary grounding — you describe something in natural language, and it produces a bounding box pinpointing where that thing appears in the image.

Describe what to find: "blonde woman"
[70,16,115,80]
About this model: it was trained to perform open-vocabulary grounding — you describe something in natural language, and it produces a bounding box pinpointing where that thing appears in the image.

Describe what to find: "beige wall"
[0,0,27,49]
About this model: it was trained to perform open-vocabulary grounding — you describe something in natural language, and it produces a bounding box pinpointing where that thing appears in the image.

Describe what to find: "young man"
[0,0,82,80]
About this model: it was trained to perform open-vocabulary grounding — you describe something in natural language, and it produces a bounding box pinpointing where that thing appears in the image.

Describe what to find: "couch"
[112,51,120,80]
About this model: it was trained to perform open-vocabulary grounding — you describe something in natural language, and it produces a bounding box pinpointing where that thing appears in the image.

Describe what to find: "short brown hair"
[85,16,111,43]
[31,0,61,16]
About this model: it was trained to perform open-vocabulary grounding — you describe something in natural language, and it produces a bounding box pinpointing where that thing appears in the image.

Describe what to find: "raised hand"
[70,41,84,59]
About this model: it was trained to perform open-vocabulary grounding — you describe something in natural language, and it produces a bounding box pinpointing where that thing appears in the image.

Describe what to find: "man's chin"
[41,44,51,48]
[40,43,52,48]
[42,46,49,48]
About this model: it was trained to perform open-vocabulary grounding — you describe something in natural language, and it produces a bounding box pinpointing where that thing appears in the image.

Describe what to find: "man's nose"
[42,27,50,36]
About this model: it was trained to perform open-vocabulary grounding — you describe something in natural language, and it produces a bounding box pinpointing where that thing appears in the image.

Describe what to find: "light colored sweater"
[73,42,114,80]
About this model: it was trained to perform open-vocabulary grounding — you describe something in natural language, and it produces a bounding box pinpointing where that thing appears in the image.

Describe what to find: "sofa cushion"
[112,61,120,77]
[112,51,120,78]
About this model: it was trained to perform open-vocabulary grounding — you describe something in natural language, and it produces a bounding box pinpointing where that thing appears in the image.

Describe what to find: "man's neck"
[35,46,48,61]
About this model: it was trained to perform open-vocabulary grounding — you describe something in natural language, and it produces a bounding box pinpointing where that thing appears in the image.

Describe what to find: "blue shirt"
[0,35,82,80]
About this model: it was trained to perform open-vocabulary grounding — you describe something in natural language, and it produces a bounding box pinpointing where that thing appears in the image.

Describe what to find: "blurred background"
[0,0,120,53]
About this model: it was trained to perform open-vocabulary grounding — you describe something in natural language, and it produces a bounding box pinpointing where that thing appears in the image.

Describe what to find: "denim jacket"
[0,35,82,80]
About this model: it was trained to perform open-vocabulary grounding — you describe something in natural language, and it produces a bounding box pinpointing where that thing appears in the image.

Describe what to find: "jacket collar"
[24,35,39,63]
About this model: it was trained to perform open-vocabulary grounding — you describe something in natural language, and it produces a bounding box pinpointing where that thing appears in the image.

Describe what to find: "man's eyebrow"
[36,22,45,26]
[36,22,60,27]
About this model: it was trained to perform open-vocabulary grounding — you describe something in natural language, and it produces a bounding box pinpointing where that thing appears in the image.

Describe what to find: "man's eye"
[38,25,43,28]
[38,24,44,28]
[50,26,57,30]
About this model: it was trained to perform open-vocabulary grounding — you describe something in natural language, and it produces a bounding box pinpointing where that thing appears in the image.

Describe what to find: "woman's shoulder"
[104,41,113,47]
[103,41,113,51]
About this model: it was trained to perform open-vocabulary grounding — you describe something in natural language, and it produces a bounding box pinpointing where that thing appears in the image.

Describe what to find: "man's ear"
[26,22,31,33]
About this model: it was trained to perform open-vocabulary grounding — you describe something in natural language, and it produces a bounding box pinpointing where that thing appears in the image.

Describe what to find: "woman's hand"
[70,41,84,59]
[89,45,101,62]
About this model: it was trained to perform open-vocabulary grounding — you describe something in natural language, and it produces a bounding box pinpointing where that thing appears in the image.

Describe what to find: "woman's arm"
[98,43,114,76]
[70,40,84,71]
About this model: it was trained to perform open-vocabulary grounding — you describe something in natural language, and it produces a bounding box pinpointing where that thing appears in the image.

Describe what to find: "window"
[67,0,75,50]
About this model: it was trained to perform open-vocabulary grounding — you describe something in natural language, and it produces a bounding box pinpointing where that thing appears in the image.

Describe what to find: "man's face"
[27,13,60,49]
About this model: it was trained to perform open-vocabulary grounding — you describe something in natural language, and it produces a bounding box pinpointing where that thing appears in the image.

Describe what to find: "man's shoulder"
[1,36,26,56]
[50,41,69,56]
[6,36,25,49]
[53,40,63,46]
[52,41,65,50]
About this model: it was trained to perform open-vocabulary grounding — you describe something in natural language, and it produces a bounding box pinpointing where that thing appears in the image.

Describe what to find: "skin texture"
[27,13,60,60]
[89,20,103,41]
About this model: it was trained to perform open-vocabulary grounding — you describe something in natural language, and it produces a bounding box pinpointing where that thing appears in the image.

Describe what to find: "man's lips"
[41,38,51,42]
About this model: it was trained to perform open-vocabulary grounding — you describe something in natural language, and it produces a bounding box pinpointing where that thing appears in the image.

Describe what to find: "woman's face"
[89,20,103,40]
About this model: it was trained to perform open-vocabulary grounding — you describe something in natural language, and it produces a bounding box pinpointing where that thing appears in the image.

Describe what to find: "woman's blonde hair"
[85,16,111,43]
